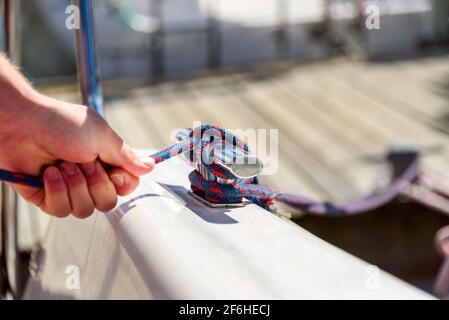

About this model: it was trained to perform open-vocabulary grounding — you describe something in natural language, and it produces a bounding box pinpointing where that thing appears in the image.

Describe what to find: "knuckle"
[73,206,95,219]
[66,176,86,187]
[87,178,109,191]
[97,196,117,213]
[88,107,108,130]
[75,153,97,164]
[60,164,85,185]
[85,104,99,118]
[49,208,71,218]
[25,189,45,208]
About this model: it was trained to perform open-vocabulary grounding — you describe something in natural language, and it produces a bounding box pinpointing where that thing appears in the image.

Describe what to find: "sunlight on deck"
[44,56,449,202]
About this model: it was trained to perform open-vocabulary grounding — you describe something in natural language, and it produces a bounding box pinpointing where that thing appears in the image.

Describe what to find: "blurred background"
[15,0,448,80]
[3,0,449,295]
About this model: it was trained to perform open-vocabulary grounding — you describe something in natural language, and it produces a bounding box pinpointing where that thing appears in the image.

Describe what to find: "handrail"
[73,0,104,116]
[1,0,20,61]
[0,0,21,299]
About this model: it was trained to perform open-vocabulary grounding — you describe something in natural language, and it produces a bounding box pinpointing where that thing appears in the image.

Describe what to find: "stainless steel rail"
[1,0,20,62]
[1,0,21,299]
[73,0,104,116]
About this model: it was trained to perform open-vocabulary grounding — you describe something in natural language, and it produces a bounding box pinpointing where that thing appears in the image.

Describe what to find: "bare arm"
[0,53,154,218]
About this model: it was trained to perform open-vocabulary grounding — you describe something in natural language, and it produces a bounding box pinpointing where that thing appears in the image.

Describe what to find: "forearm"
[0,53,48,138]
[0,52,41,115]
[0,54,152,219]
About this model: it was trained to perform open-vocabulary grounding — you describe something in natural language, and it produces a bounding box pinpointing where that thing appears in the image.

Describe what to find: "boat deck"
[43,54,449,203]
[103,55,449,203]
[39,54,449,289]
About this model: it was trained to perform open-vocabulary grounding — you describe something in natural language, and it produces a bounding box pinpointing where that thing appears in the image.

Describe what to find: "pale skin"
[0,54,155,218]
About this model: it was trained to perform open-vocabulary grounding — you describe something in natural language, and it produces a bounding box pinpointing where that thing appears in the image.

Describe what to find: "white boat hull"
[22,150,433,299]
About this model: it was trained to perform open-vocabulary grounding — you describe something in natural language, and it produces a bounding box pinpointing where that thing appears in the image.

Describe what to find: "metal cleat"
[174,128,264,207]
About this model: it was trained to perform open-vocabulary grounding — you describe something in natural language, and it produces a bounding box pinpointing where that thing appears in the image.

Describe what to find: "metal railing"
[0,0,103,299]
[73,0,104,116]
[1,0,20,300]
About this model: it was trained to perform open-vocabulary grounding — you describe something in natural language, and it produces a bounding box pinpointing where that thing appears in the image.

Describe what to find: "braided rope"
[0,124,420,215]
[150,124,421,215]
[0,168,44,189]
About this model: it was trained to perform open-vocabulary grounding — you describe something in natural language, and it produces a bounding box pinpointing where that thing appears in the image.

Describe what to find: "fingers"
[43,161,119,218]
[98,130,155,176]
[108,167,139,196]
[15,161,132,219]
[12,167,72,218]
[59,162,95,219]
[43,166,71,217]
[10,183,45,210]
[80,161,117,212]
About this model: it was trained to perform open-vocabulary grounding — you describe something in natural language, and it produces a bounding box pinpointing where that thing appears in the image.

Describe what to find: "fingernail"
[111,174,125,187]
[61,163,77,176]
[140,157,155,168]
[82,162,96,176]
[45,167,61,182]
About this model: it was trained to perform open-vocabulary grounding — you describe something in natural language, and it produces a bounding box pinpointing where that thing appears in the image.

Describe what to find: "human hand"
[0,56,154,218]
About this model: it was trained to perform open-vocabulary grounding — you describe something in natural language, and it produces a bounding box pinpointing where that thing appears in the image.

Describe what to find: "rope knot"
[151,124,268,208]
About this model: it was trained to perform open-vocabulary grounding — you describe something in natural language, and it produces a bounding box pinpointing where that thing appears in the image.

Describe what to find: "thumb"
[98,131,155,176]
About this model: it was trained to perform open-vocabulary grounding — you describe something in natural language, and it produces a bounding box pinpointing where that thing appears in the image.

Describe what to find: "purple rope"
[150,124,420,215]
[0,124,420,215]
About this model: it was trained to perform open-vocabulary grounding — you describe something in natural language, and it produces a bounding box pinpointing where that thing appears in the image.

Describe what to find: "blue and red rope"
[0,124,420,215]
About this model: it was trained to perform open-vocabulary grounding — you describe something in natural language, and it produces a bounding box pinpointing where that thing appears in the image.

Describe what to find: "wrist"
[0,82,45,142]
[0,87,42,124]
[0,54,41,116]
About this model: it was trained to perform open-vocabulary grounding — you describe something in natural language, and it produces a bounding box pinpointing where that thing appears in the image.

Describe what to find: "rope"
[152,124,421,215]
[151,124,271,208]
[3,123,449,296]
[0,169,44,189]
[0,124,421,215]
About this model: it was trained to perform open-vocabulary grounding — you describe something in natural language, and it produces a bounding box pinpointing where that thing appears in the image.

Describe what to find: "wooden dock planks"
[46,56,449,203]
